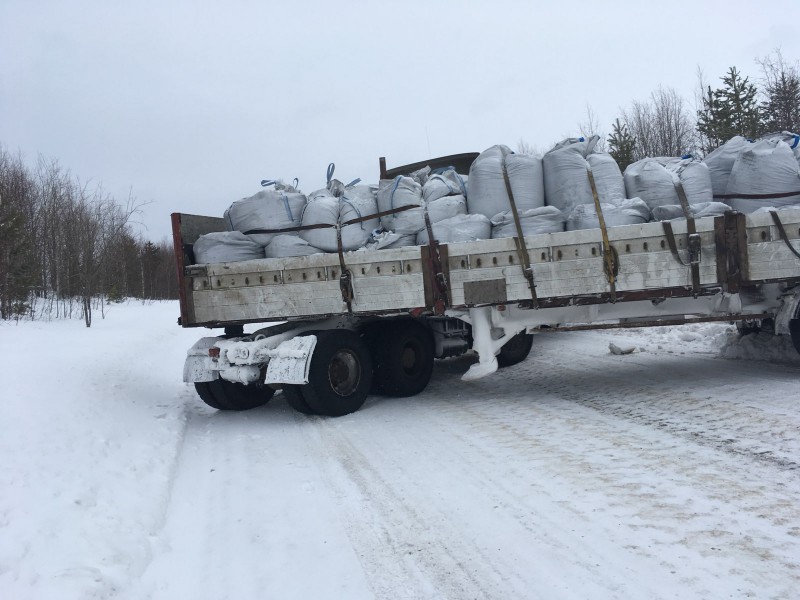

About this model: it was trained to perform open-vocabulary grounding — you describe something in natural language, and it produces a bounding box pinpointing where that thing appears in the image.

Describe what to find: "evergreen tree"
[697,67,761,153]
[607,118,637,171]
[758,50,800,133]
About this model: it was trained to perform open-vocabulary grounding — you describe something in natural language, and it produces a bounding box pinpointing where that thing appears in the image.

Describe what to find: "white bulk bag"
[363,230,419,250]
[651,201,730,221]
[377,176,424,234]
[725,138,800,213]
[224,189,306,245]
[193,231,265,264]
[624,157,713,211]
[566,198,650,231]
[416,214,491,245]
[543,136,624,215]
[299,185,380,252]
[467,146,545,218]
[491,206,566,239]
[703,136,752,197]
[422,167,469,202]
[264,235,321,258]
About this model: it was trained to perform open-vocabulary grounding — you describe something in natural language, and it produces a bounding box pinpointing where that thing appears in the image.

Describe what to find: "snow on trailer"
[172,154,800,417]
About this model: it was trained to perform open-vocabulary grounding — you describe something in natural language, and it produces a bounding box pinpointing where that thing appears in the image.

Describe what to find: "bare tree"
[620,86,696,160]
[577,105,606,152]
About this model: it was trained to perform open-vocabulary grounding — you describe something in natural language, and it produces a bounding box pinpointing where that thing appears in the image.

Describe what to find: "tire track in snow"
[310,417,507,600]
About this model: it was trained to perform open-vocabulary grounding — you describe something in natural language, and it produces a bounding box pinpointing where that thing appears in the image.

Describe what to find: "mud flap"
[265,335,318,385]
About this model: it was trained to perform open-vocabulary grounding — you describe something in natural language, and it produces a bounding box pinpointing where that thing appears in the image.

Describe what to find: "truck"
[173,153,800,416]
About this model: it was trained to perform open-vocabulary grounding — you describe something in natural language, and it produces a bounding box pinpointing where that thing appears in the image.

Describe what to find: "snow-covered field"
[2,301,799,600]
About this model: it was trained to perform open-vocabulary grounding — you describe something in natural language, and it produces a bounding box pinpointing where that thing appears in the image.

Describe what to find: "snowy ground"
[1,301,799,600]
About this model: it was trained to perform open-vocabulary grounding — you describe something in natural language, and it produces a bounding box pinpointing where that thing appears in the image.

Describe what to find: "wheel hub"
[328,349,360,396]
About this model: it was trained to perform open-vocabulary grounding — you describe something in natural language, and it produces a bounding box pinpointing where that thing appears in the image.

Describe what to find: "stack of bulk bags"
[566,198,650,231]
[224,181,307,245]
[491,206,566,239]
[724,138,800,212]
[542,136,625,216]
[651,202,730,221]
[378,172,468,238]
[467,145,545,218]
[264,235,321,258]
[702,136,752,198]
[300,183,380,252]
[623,157,713,212]
[417,214,491,245]
[193,231,265,264]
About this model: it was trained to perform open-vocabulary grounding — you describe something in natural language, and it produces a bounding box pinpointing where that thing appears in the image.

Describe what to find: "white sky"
[2,0,799,241]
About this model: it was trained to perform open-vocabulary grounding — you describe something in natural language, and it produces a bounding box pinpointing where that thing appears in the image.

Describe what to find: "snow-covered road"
[2,302,799,599]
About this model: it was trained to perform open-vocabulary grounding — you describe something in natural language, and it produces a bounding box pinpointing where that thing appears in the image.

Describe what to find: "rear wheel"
[496,332,534,368]
[370,320,435,397]
[298,330,372,417]
[195,378,274,411]
[790,319,800,355]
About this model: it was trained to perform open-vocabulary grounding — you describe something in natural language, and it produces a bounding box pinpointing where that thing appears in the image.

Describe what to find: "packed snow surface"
[2,302,799,599]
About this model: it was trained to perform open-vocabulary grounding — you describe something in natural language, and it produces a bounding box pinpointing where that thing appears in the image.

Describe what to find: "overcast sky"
[2,0,799,241]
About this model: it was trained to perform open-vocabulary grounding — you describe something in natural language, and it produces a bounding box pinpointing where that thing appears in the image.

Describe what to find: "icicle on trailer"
[173,154,800,416]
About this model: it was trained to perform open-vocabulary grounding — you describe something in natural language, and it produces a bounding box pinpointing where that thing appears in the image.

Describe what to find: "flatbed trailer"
[173,157,800,416]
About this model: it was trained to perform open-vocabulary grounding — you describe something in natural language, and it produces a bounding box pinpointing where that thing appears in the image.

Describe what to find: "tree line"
[0,149,177,325]
[602,50,800,170]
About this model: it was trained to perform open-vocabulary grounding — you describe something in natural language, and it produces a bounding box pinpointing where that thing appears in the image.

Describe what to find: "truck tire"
[195,379,274,411]
[790,319,800,355]
[194,381,229,410]
[496,332,534,368]
[282,385,316,415]
[298,330,372,417]
[371,320,435,397]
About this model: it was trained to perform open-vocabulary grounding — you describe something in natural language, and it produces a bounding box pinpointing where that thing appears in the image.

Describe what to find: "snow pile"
[719,330,800,364]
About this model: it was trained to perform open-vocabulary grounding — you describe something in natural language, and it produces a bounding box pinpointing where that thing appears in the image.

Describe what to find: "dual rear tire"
[194,378,274,411]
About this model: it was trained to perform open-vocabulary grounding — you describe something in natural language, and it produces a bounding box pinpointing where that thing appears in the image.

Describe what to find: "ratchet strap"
[502,160,538,307]
[421,203,450,312]
[770,210,800,261]
[586,168,617,301]
[662,179,701,295]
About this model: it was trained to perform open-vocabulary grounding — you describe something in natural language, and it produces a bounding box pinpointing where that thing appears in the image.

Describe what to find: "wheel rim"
[328,349,361,396]
[401,342,421,375]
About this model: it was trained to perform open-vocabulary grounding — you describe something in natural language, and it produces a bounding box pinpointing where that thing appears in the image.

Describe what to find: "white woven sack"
[422,168,469,203]
[651,201,730,221]
[566,198,650,231]
[543,136,624,214]
[264,234,321,258]
[725,139,800,213]
[624,157,712,211]
[299,185,380,252]
[491,206,565,239]
[224,189,306,245]
[377,176,424,233]
[416,214,491,245]
[467,146,544,218]
[362,230,418,251]
[703,136,752,197]
[193,231,265,264]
